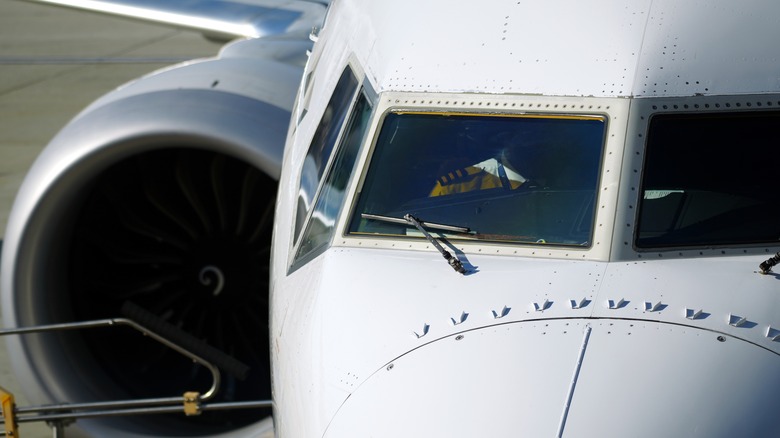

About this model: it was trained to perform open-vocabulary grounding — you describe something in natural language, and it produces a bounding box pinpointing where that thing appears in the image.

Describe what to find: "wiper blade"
[361,213,471,234]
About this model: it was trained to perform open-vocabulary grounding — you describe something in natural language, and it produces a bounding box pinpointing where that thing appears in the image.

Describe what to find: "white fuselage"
[270,0,780,436]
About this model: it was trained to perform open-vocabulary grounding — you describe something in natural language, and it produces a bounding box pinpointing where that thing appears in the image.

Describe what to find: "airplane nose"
[323,319,780,437]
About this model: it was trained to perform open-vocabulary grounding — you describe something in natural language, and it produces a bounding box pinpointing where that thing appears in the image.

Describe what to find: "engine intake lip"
[2,88,287,436]
[5,148,276,436]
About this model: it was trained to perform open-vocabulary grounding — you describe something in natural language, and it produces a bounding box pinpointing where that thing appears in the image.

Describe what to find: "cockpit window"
[637,111,780,248]
[348,112,607,246]
[294,67,359,243]
[292,91,373,268]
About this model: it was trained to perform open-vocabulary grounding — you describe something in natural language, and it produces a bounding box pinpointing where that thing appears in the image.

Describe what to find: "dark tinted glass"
[638,112,780,247]
[349,112,606,246]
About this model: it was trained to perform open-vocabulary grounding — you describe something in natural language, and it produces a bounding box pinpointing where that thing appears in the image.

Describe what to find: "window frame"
[334,92,623,262]
[288,69,377,272]
[292,66,361,245]
[346,110,607,247]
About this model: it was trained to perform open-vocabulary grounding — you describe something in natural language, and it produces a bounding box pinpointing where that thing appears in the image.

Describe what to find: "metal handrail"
[0,318,220,402]
[0,314,272,435]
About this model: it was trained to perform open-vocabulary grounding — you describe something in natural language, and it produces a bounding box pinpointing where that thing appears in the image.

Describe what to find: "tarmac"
[0,1,220,435]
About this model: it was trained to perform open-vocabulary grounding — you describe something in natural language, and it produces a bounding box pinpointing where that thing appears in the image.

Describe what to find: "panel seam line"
[557,323,592,438]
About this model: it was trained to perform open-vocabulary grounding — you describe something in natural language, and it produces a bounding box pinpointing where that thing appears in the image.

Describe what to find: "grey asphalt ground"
[0,1,220,435]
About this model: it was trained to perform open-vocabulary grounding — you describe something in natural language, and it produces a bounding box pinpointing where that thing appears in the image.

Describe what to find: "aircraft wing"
[22,0,329,40]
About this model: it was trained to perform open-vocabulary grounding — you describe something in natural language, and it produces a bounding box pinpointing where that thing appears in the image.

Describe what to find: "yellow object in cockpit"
[430,157,526,197]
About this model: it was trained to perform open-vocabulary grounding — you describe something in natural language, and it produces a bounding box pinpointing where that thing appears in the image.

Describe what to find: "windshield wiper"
[360,213,467,274]
[361,213,471,234]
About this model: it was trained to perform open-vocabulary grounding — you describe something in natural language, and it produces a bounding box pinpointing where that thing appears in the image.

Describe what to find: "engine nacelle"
[1,52,296,436]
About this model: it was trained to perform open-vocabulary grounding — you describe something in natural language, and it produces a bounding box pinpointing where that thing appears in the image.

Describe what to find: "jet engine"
[0,41,301,436]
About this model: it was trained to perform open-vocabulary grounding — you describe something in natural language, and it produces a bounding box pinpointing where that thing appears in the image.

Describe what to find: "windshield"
[637,111,780,248]
[348,111,607,246]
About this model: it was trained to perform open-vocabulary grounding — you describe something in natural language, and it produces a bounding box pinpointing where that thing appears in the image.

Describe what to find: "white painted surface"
[4,0,780,436]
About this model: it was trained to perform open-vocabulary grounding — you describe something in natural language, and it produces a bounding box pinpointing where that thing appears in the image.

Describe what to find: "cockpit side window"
[294,67,359,244]
[292,90,373,269]
[348,112,606,246]
[637,111,780,248]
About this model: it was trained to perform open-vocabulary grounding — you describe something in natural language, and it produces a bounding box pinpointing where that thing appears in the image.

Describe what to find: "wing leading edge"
[24,0,329,40]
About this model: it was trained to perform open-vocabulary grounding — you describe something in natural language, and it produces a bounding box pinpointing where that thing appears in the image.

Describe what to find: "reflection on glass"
[294,67,359,242]
[294,93,373,266]
[638,112,780,247]
[349,112,606,246]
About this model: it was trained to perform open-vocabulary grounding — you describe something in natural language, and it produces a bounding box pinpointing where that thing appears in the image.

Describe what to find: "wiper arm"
[361,213,469,274]
[404,214,467,275]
